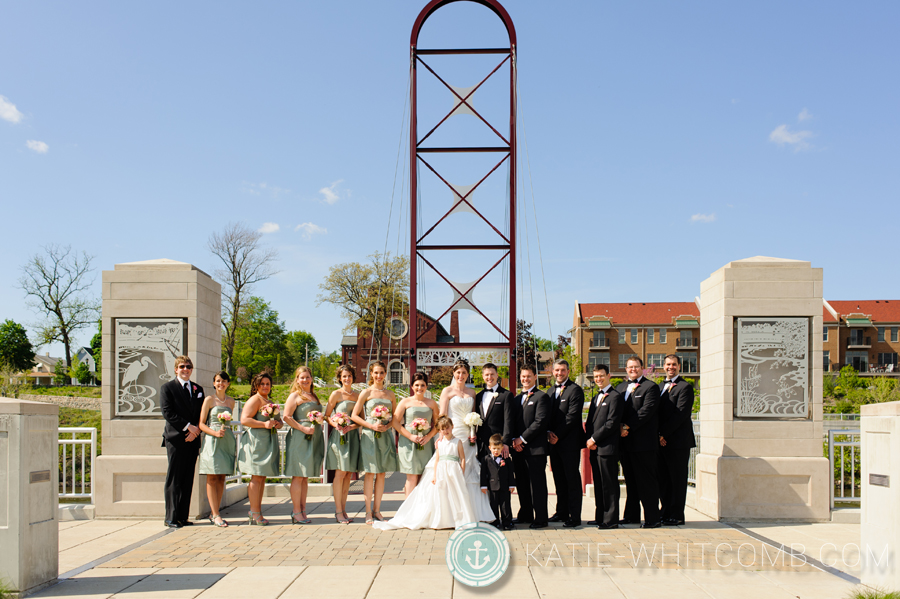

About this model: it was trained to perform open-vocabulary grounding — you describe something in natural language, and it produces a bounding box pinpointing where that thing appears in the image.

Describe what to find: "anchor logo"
[464,540,491,570]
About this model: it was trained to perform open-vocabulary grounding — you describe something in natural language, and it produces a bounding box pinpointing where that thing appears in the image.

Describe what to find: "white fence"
[59,427,97,504]
[827,428,861,508]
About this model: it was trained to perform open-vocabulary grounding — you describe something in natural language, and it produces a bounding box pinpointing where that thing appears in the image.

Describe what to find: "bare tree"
[317,252,409,362]
[19,245,100,382]
[208,222,279,375]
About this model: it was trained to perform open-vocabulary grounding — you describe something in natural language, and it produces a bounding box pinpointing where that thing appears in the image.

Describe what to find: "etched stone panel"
[417,348,509,367]
[735,317,809,418]
[114,318,184,417]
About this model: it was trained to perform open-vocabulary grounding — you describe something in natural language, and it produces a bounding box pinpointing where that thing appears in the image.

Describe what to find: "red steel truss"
[408,0,518,383]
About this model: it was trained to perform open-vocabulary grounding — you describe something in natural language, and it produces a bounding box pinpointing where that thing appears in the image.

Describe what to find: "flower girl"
[373,416,476,530]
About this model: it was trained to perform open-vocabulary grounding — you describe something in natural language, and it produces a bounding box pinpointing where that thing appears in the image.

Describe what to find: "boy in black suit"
[481,434,516,530]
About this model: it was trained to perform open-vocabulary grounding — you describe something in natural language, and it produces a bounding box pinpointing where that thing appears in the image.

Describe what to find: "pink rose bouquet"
[305,410,324,440]
[332,412,351,444]
[370,404,391,439]
[409,417,431,450]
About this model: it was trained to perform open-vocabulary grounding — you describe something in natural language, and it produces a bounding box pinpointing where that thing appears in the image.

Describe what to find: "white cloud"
[241,182,289,198]
[258,222,280,234]
[26,140,49,154]
[0,95,24,124]
[690,213,716,223]
[295,222,327,240]
[769,124,813,151]
[798,108,812,121]
[318,180,343,204]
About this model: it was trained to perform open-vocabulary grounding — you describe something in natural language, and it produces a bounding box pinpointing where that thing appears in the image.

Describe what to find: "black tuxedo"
[585,386,623,525]
[480,453,516,525]
[160,377,204,524]
[657,377,696,522]
[548,379,585,523]
[616,377,661,525]
[509,387,550,525]
[475,385,514,458]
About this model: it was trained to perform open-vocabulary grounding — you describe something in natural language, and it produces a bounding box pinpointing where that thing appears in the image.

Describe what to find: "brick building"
[823,300,900,373]
[340,309,460,385]
[571,301,701,381]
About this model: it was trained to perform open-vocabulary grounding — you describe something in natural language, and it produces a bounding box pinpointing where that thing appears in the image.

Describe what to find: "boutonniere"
[627,383,638,395]
[486,391,498,401]
[527,389,535,397]
[499,459,506,467]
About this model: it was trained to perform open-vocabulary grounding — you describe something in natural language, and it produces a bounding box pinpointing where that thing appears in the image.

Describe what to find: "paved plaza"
[38,484,866,599]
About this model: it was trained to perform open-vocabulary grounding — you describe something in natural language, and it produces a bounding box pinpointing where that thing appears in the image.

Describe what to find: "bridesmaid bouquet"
[409,418,431,450]
[261,403,281,435]
[305,410,324,440]
[215,412,232,431]
[463,412,483,446]
[332,412,351,444]
[370,405,391,439]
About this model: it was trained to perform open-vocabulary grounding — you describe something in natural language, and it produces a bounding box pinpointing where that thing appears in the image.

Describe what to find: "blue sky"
[2,0,898,358]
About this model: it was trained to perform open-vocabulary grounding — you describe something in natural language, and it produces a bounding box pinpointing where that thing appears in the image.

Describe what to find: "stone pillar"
[94,259,221,519]
[860,400,900,587]
[0,398,59,596]
[695,256,829,521]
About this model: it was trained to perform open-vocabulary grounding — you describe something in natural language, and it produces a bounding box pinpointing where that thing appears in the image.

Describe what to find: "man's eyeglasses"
[178,364,194,370]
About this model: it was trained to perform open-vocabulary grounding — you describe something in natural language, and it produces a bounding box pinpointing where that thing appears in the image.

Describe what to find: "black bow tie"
[555,383,564,388]
[630,379,640,384]
[666,379,676,384]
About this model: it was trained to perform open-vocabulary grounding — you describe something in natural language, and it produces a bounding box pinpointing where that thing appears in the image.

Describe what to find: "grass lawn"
[27,385,102,397]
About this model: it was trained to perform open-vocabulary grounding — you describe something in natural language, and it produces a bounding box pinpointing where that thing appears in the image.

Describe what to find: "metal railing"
[827,429,860,508]
[59,427,97,504]
[687,421,700,486]
[676,338,698,348]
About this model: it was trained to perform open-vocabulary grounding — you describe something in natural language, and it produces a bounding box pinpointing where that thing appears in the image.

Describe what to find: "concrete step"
[59,503,95,520]
[831,507,860,523]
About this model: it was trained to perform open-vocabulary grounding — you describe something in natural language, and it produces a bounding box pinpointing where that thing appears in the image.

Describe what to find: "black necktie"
[183,382,191,398]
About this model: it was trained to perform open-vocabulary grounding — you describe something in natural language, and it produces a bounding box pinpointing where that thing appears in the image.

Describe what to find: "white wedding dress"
[373,395,495,530]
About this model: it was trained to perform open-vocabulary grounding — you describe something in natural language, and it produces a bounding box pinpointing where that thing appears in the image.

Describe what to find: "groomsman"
[160,355,204,528]
[585,364,623,529]
[475,362,514,459]
[657,354,696,526]
[547,359,585,527]
[617,356,662,528]
[510,365,550,529]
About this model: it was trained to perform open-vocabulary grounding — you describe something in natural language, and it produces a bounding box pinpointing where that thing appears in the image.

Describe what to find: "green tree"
[90,320,102,383]
[533,336,553,352]
[516,319,538,374]
[0,363,32,398]
[311,350,341,383]
[317,252,409,362]
[18,244,100,383]
[53,359,68,385]
[72,361,93,385]
[229,296,287,378]
[285,330,319,370]
[275,354,284,383]
[0,319,35,372]
[558,344,583,380]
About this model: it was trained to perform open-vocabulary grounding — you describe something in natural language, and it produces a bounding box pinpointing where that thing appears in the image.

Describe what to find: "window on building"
[823,328,829,342]
[389,361,405,385]
[850,329,866,346]
[631,329,639,344]
[893,327,899,343]
[618,329,626,343]
[878,327,886,343]
[588,353,610,369]
[877,353,898,367]
[647,354,666,368]
[592,331,607,347]
[845,351,868,372]
[659,329,667,343]
[676,352,698,373]
[647,329,655,344]
[823,350,830,372]
[618,354,629,369]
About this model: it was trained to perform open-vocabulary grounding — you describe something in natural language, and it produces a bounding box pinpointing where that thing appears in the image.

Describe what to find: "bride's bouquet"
[332,412,351,444]
[463,412,483,446]
[305,410,324,441]
[370,405,391,439]
[409,418,431,450]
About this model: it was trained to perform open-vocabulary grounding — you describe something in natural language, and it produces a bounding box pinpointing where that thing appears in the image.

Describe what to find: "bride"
[373,359,495,530]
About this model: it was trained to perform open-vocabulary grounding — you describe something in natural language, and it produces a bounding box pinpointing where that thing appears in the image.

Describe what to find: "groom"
[475,362,513,460]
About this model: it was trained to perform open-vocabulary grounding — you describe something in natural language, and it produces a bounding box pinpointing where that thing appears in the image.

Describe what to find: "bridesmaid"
[283,365,325,524]
[198,370,237,527]
[238,372,282,525]
[395,372,439,496]
[324,364,360,524]
[351,360,399,524]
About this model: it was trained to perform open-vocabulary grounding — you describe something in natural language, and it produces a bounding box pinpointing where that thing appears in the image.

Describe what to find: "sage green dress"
[359,398,399,474]
[284,401,325,477]
[325,399,360,472]
[398,405,435,475]
[199,405,237,475]
[237,410,281,477]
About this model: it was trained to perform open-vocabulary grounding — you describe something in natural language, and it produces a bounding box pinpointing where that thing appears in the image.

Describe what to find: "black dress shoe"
[598,523,619,530]
[562,520,581,528]
[662,518,686,526]
[587,520,598,526]
[641,521,662,529]
[619,518,640,525]
[548,514,565,523]
[512,518,532,525]
[489,519,501,528]
[529,522,548,529]
[179,520,194,526]
[164,521,183,529]
[502,524,515,531]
